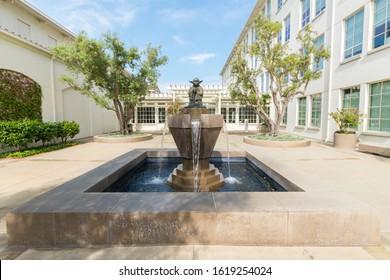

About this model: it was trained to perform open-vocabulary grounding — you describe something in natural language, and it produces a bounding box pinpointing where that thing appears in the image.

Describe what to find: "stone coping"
[93,134,153,143]
[359,143,390,157]
[243,136,311,147]
[6,149,380,247]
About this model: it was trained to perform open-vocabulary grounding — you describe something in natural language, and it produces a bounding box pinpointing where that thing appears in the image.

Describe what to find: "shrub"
[0,120,80,150]
[31,121,57,146]
[0,121,35,150]
[61,121,80,142]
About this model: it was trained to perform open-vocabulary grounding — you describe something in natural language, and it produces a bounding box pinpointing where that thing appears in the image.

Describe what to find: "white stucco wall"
[0,0,118,139]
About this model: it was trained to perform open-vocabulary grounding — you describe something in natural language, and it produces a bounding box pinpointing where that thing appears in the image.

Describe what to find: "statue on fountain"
[186,78,206,108]
[167,77,225,191]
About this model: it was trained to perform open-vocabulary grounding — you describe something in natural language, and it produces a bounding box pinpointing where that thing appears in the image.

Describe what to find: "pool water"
[104,158,286,192]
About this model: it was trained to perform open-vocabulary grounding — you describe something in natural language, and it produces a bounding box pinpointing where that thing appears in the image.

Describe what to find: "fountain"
[167,78,225,191]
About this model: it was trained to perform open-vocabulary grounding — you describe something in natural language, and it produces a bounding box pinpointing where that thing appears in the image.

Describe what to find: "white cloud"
[180,52,216,65]
[29,0,138,35]
[158,8,197,25]
[172,35,188,46]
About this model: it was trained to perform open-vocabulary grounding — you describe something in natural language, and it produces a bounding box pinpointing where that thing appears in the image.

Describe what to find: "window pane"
[346,26,354,38]
[371,94,381,106]
[374,34,385,48]
[375,9,386,25]
[369,119,380,130]
[383,81,390,93]
[353,44,363,55]
[376,0,387,12]
[344,49,352,59]
[371,83,382,95]
[381,105,390,117]
[380,119,390,131]
[346,38,353,49]
[382,93,390,105]
[370,107,381,118]
[375,23,386,35]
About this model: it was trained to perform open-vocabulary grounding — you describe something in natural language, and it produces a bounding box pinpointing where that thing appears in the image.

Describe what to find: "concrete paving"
[0,133,390,260]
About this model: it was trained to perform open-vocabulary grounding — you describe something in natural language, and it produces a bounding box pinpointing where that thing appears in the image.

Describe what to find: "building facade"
[220,0,390,145]
[0,0,118,139]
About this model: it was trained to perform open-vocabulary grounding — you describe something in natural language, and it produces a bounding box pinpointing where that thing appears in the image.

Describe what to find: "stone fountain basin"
[6,149,381,247]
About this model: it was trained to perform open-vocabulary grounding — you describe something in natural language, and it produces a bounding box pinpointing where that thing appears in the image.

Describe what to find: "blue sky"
[26,0,257,92]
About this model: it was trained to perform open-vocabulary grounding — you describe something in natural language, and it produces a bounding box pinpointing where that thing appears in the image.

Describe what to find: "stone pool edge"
[6,149,381,247]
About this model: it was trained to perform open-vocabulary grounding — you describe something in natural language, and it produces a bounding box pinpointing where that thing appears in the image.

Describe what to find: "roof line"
[219,0,263,76]
[14,0,76,38]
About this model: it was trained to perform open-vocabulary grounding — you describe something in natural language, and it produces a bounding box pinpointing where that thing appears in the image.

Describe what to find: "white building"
[1,0,261,137]
[0,0,118,138]
[220,0,390,146]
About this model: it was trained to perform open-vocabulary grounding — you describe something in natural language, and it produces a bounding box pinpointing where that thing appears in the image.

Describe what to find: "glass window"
[301,0,311,28]
[158,108,166,123]
[373,0,390,49]
[137,107,155,124]
[222,107,236,123]
[284,14,291,42]
[277,29,282,43]
[343,87,360,109]
[282,106,288,125]
[278,0,283,10]
[239,107,257,124]
[208,108,216,114]
[267,0,271,17]
[313,34,325,71]
[344,9,364,59]
[298,97,307,126]
[310,94,322,127]
[315,0,326,16]
[369,81,390,131]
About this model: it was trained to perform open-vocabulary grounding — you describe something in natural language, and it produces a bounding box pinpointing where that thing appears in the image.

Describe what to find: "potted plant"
[329,108,363,149]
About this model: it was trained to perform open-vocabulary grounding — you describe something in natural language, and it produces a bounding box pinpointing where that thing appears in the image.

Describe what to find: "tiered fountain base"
[167,159,224,191]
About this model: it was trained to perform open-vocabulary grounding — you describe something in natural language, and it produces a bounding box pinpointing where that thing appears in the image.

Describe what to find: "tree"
[51,32,168,135]
[229,15,330,136]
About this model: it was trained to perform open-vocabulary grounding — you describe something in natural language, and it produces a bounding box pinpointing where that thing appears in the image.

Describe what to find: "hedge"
[0,120,80,151]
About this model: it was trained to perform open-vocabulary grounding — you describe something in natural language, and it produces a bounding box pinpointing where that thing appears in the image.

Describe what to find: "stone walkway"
[0,133,390,260]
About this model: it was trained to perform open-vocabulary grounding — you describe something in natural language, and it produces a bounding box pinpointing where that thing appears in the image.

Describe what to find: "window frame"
[315,0,326,16]
[344,8,364,59]
[313,34,325,71]
[373,0,390,49]
[368,80,390,132]
[297,97,307,126]
[284,14,291,43]
[301,0,311,28]
[310,94,322,128]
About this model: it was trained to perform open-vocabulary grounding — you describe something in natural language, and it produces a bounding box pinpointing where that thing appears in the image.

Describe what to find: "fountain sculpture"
[167,78,225,191]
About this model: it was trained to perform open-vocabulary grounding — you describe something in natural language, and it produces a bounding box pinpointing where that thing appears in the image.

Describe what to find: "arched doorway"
[0,69,42,121]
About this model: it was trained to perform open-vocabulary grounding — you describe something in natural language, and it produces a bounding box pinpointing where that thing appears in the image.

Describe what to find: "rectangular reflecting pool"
[103,157,287,192]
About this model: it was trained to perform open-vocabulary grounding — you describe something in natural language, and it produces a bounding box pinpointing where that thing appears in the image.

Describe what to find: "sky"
[26,0,257,92]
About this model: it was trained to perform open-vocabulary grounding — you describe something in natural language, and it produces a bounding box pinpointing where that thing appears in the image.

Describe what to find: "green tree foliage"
[51,32,168,135]
[229,15,330,136]
[0,69,42,121]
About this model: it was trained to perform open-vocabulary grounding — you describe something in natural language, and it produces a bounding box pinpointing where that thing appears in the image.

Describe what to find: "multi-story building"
[221,0,390,146]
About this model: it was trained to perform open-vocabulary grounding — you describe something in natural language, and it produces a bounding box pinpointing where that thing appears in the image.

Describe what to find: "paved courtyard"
[0,133,390,260]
